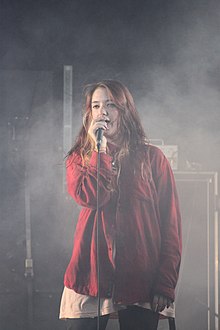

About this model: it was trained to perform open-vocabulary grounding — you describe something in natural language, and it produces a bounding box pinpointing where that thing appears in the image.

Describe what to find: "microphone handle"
[96,128,103,151]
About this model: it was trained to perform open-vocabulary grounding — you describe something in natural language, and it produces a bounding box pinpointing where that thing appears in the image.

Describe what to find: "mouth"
[106,119,118,132]
[105,118,111,129]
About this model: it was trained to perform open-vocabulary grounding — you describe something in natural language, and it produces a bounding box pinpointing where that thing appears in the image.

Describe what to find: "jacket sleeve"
[66,151,114,209]
[151,147,182,301]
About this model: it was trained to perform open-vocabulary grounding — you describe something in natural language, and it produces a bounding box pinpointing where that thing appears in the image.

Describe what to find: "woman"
[59,80,182,330]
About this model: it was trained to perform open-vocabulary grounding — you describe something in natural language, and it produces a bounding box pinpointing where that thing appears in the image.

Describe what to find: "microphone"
[96,128,104,151]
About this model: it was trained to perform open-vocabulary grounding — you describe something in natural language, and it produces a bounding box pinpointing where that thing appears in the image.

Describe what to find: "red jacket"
[64,144,182,304]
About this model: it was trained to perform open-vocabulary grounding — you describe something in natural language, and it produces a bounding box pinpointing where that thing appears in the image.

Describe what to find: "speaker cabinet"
[174,172,218,330]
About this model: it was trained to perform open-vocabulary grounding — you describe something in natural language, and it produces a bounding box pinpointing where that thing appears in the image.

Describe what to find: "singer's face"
[91,87,119,140]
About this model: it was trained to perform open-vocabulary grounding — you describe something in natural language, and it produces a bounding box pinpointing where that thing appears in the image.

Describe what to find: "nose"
[100,104,108,116]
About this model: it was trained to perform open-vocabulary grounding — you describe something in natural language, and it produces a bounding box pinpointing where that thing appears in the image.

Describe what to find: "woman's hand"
[151,294,172,313]
[88,116,109,150]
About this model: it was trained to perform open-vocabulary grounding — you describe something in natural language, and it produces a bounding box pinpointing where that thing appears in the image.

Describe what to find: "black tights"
[118,306,159,330]
[65,306,159,330]
[65,314,109,330]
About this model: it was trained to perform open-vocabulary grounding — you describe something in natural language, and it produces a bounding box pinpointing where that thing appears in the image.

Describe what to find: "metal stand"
[168,317,176,330]
[24,170,34,330]
[9,116,34,330]
[96,148,101,330]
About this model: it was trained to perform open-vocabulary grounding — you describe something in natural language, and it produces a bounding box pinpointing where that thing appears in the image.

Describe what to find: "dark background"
[0,0,220,329]
[1,0,220,167]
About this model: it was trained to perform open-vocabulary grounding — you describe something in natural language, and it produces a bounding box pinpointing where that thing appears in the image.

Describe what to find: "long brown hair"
[68,80,148,165]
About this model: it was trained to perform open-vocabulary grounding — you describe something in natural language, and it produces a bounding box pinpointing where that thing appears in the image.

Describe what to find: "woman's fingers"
[152,294,171,313]
[88,118,108,148]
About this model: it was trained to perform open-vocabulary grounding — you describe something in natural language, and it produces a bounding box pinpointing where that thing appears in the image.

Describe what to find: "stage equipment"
[63,65,73,192]
[174,171,218,330]
[150,139,178,170]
